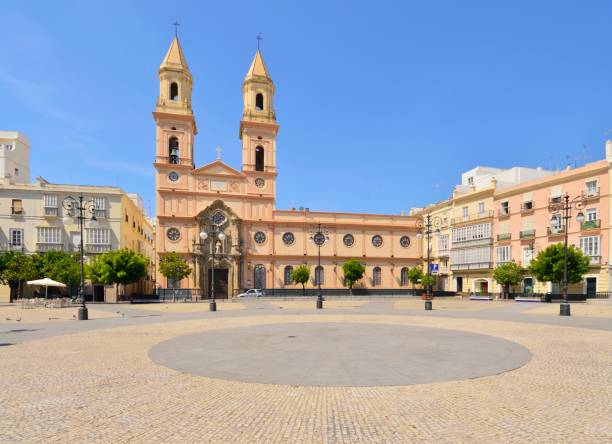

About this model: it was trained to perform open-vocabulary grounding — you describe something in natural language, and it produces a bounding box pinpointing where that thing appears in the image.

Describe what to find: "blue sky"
[2,1,612,217]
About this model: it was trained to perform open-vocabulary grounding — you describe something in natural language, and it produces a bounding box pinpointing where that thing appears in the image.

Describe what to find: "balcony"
[11,207,23,216]
[547,226,565,236]
[519,229,536,239]
[520,202,535,214]
[84,244,112,254]
[36,243,64,252]
[437,248,450,257]
[581,219,600,231]
[44,207,59,217]
[451,210,494,225]
[498,208,510,218]
[497,233,511,241]
[450,262,494,271]
[582,187,600,200]
[587,255,601,265]
[548,196,563,206]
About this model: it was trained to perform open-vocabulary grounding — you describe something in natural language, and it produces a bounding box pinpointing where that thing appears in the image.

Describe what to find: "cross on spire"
[173,20,180,37]
[256,33,263,50]
[215,146,223,160]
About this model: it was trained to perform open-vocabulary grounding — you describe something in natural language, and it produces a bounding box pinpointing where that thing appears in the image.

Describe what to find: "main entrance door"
[208,269,229,299]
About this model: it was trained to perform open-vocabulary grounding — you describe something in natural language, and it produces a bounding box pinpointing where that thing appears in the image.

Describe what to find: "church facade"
[154,37,421,298]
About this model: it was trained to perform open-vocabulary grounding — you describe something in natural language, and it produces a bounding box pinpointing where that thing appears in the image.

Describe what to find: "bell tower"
[240,49,279,201]
[153,36,197,168]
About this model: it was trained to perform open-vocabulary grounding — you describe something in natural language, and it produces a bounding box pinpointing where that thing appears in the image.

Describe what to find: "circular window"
[255,178,265,188]
[400,235,411,248]
[372,235,383,248]
[167,227,181,241]
[211,212,226,226]
[168,171,179,182]
[254,231,267,245]
[343,234,354,247]
[282,232,295,245]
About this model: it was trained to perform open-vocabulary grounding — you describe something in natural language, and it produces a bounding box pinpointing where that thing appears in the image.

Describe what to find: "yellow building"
[416,199,452,291]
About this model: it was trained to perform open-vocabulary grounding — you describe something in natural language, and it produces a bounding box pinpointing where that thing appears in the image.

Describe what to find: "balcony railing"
[582,188,600,199]
[497,233,511,241]
[36,243,64,252]
[547,227,565,236]
[581,219,600,230]
[84,244,112,254]
[520,202,535,213]
[498,208,510,218]
[520,229,536,239]
[548,196,563,205]
[451,210,494,224]
[450,262,494,271]
[588,255,601,265]
[437,248,451,257]
[44,207,59,217]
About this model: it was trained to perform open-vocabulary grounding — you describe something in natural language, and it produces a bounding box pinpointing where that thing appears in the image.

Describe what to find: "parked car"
[237,289,265,298]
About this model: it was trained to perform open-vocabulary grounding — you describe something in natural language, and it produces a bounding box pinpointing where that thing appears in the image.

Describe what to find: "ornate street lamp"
[62,195,98,320]
[416,214,441,310]
[309,223,329,309]
[548,193,587,316]
[199,225,226,312]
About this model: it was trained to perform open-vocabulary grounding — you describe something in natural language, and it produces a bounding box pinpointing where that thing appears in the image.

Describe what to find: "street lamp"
[199,226,226,312]
[548,193,587,316]
[416,214,441,310]
[62,195,98,320]
[309,223,328,309]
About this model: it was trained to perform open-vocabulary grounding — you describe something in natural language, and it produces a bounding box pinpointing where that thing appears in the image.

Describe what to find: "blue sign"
[429,263,439,274]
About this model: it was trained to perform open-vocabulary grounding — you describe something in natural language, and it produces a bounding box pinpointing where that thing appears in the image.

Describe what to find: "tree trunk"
[302,283,305,296]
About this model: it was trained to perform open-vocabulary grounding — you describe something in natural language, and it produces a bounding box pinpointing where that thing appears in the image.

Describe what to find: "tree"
[35,251,81,289]
[158,252,191,288]
[407,267,423,293]
[88,249,149,296]
[342,259,365,294]
[529,243,590,290]
[291,265,310,296]
[421,274,436,289]
[493,262,525,299]
[0,252,38,299]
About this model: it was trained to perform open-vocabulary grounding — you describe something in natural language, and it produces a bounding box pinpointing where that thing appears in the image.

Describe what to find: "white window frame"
[92,196,107,218]
[586,208,597,222]
[462,206,468,218]
[496,245,511,264]
[9,228,23,247]
[44,194,58,216]
[86,228,111,245]
[586,180,598,194]
[37,227,61,244]
[580,236,600,258]
[478,202,485,214]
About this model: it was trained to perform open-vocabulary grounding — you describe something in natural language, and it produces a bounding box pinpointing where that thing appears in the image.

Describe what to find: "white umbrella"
[26,278,67,299]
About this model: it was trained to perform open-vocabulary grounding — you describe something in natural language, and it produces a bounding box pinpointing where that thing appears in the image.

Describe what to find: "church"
[154,36,421,298]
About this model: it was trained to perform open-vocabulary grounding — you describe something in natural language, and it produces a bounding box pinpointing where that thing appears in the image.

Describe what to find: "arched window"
[170,82,179,101]
[400,267,409,286]
[255,93,264,111]
[284,265,293,285]
[373,267,382,286]
[169,137,179,164]
[255,146,264,171]
[314,266,324,286]
[254,264,266,289]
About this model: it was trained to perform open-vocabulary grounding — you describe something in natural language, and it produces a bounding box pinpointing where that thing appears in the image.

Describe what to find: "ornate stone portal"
[194,200,242,299]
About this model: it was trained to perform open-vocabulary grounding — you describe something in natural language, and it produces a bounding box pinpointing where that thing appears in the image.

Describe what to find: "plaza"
[1,298,611,443]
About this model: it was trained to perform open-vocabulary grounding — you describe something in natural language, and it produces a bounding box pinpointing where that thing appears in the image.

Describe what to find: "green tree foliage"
[493,262,525,297]
[0,251,38,298]
[35,251,81,288]
[407,267,423,290]
[342,259,365,293]
[529,243,590,286]
[158,252,191,286]
[88,249,148,294]
[421,274,435,288]
[291,265,310,295]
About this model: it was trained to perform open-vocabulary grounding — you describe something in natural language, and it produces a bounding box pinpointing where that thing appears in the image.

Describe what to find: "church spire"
[160,36,190,72]
[241,48,276,127]
[244,50,272,82]
[156,36,193,116]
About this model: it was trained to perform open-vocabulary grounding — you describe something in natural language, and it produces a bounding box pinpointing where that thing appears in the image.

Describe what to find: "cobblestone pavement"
[0,303,611,443]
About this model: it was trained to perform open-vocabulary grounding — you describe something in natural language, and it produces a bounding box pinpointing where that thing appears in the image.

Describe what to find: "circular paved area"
[150,322,531,386]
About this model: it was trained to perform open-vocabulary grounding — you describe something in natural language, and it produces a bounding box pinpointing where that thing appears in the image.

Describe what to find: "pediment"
[193,160,244,178]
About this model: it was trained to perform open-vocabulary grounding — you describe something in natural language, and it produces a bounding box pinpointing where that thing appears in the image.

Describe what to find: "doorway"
[586,277,597,298]
[208,268,229,299]
[456,277,463,293]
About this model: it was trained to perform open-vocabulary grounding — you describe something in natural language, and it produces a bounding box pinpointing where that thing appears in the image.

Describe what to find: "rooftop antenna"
[256,33,263,51]
[173,20,180,37]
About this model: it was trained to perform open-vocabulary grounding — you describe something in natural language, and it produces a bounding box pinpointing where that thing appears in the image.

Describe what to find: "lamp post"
[199,225,226,312]
[62,195,98,321]
[548,193,586,316]
[310,223,328,309]
[416,214,441,310]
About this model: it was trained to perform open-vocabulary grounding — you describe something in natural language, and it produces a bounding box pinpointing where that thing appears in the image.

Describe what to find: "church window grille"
[373,267,382,286]
[254,264,266,289]
[400,267,409,286]
[284,266,293,285]
[372,235,383,247]
[282,232,295,245]
[343,234,354,247]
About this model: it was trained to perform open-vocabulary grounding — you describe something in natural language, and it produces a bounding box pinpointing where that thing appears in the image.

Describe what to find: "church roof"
[160,37,189,71]
[244,50,272,81]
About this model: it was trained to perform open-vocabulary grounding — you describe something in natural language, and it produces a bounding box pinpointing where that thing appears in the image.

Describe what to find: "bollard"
[78,307,88,320]
[559,303,571,316]
[209,300,217,312]
[425,300,432,311]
